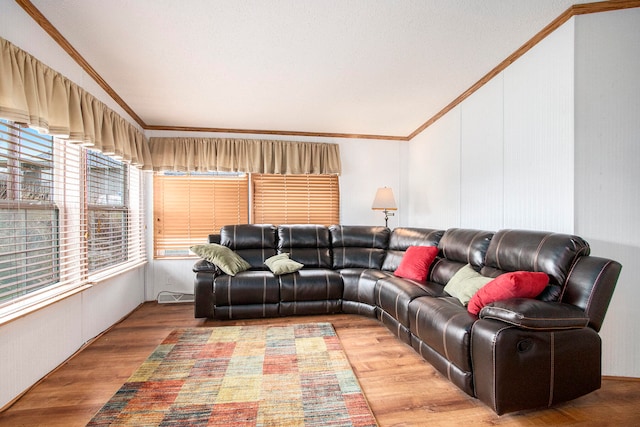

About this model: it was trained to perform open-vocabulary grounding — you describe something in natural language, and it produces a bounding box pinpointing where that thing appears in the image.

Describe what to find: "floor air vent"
[157,292,195,304]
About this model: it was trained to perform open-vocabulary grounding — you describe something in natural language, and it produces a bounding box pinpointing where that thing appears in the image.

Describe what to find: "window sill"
[0,283,92,327]
[88,260,147,284]
[153,255,199,260]
[0,261,148,327]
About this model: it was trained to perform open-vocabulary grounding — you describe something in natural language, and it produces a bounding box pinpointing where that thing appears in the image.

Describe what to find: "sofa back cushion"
[382,228,444,272]
[481,229,590,287]
[219,224,277,269]
[329,225,390,269]
[430,228,494,285]
[277,224,332,268]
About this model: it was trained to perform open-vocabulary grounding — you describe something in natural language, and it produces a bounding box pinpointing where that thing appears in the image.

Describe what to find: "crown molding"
[144,124,409,141]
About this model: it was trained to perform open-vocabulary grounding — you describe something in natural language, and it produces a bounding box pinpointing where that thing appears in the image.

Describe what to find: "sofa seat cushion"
[342,269,388,305]
[212,270,280,306]
[340,267,376,317]
[375,276,446,327]
[339,268,366,300]
[409,296,477,372]
[279,269,343,302]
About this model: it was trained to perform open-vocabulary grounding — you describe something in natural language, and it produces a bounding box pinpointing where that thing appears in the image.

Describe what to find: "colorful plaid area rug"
[86,323,377,426]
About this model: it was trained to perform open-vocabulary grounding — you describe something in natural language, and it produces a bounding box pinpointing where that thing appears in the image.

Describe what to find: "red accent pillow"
[467,271,549,315]
[394,246,439,282]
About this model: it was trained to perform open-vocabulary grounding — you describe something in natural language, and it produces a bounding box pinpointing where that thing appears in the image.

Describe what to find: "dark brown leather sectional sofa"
[193,224,621,414]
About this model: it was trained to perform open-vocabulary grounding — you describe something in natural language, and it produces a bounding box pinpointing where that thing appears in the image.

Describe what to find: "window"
[0,122,59,303]
[87,151,128,272]
[0,120,146,311]
[153,172,340,258]
[252,174,340,225]
[153,172,249,257]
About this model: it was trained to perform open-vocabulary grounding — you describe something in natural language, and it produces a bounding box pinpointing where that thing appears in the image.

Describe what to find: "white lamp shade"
[371,187,397,210]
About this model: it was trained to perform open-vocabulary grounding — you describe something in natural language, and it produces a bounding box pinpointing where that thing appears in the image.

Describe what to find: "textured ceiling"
[28,0,599,138]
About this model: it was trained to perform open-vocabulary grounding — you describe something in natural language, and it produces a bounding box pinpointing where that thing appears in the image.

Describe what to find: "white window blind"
[87,151,128,272]
[0,120,146,311]
[1,121,84,305]
[86,151,145,276]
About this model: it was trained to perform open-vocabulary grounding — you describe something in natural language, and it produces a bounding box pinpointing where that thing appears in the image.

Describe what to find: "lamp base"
[383,210,395,228]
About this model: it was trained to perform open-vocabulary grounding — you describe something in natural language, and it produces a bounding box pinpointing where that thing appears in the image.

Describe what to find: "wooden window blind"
[153,173,249,257]
[252,174,340,225]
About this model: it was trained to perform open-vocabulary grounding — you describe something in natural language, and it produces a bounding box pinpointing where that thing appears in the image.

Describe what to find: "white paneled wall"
[407,109,461,229]
[81,269,146,340]
[410,18,575,233]
[503,19,575,233]
[574,8,640,377]
[0,268,146,409]
[460,76,504,231]
[0,296,83,409]
[148,259,202,301]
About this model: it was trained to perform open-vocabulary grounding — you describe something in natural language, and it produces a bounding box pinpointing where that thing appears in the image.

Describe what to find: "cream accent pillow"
[264,253,304,275]
[190,244,251,276]
[444,264,493,306]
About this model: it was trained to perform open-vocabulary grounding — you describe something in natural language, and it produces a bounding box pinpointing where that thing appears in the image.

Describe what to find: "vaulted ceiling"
[22,0,619,140]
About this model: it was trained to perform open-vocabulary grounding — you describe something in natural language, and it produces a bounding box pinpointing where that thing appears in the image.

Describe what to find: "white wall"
[460,76,504,231]
[406,13,639,377]
[406,107,461,229]
[574,8,640,377]
[0,1,147,409]
[503,20,575,232]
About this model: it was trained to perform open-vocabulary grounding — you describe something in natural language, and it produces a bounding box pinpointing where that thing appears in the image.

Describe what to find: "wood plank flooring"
[1,302,639,426]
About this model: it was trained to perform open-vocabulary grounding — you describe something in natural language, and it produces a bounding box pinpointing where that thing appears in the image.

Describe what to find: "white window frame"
[0,120,146,324]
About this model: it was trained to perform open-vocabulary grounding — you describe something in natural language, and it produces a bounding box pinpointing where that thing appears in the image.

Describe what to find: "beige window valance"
[0,37,152,169]
[149,137,341,175]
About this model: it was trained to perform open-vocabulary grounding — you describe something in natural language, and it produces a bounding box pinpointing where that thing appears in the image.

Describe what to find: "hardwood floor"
[1,302,639,426]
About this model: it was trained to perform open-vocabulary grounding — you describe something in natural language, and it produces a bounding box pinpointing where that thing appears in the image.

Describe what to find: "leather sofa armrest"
[479,298,589,330]
[192,259,221,275]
